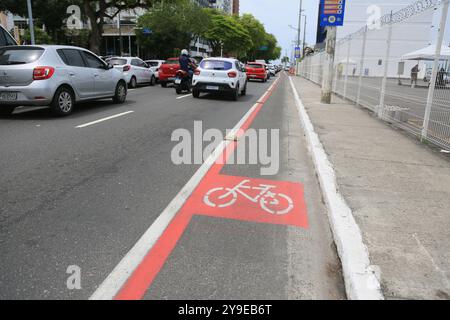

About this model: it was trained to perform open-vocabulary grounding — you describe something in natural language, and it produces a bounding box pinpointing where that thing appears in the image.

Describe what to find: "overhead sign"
[294,46,301,59]
[320,0,346,27]
[142,28,153,35]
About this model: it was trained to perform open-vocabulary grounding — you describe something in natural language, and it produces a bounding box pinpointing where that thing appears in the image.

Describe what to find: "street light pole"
[26,0,35,45]
[302,15,307,56]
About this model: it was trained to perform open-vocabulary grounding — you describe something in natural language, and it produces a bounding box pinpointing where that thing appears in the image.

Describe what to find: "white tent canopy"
[401,44,450,61]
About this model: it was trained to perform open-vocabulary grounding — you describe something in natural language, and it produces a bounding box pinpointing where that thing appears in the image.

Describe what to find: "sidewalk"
[291,76,450,300]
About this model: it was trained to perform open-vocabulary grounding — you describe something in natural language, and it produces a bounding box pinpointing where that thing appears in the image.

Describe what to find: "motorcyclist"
[179,49,196,80]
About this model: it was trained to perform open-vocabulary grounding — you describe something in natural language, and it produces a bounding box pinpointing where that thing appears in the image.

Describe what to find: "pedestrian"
[411,64,419,88]
[437,67,445,87]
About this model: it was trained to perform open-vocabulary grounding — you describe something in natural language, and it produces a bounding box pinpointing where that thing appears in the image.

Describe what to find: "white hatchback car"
[192,58,247,100]
[106,56,156,88]
[145,59,165,81]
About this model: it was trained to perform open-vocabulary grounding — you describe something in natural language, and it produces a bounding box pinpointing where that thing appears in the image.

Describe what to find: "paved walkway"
[291,76,450,300]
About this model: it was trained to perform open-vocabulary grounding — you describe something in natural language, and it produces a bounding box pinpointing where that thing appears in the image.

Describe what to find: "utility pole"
[118,11,123,56]
[296,0,303,74]
[321,26,337,104]
[302,15,307,56]
[26,0,35,45]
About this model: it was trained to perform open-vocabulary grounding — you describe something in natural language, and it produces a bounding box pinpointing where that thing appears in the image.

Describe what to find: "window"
[58,49,86,67]
[0,47,44,65]
[200,60,232,71]
[132,59,146,68]
[164,59,179,65]
[82,51,105,69]
[0,27,17,46]
[246,63,264,69]
[106,58,127,66]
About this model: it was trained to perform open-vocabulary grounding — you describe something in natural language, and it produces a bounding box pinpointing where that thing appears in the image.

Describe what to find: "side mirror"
[106,63,114,70]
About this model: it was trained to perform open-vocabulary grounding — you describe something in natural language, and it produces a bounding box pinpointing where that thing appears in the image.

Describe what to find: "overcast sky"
[240,0,320,62]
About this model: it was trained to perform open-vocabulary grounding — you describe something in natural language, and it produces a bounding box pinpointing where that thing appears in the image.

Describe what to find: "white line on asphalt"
[176,94,192,100]
[90,78,280,300]
[288,76,383,300]
[75,111,134,128]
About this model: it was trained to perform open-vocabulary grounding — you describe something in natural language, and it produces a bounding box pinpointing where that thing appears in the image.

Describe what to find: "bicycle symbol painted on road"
[203,179,294,215]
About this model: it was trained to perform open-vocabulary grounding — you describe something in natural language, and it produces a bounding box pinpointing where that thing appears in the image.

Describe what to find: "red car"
[245,62,267,82]
[158,58,180,87]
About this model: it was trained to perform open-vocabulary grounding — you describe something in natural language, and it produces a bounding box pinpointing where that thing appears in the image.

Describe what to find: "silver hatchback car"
[0,45,128,116]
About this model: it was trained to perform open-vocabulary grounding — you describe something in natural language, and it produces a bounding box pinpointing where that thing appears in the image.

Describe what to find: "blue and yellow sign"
[320,0,346,27]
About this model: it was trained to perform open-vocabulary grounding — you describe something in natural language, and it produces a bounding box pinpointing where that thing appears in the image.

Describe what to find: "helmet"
[181,49,189,56]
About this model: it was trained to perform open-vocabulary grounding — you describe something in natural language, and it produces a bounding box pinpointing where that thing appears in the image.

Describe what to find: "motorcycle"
[174,70,192,94]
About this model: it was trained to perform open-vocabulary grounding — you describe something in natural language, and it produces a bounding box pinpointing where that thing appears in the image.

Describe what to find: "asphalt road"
[0,74,345,299]
[335,77,450,126]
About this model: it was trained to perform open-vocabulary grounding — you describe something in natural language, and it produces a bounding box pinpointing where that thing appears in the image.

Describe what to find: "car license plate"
[206,86,219,91]
[175,79,181,84]
[0,92,17,101]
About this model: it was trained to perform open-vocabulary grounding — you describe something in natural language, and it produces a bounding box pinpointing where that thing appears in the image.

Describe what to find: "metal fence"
[299,0,450,151]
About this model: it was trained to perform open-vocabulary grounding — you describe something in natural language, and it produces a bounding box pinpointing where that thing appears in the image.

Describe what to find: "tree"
[137,0,209,58]
[238,14,266,61]
[281,56,290,64]
[80,0,178,54]
[255,33,281,62]
[23,27,53,45]
[0,0,77,44]
[204,11,252,58]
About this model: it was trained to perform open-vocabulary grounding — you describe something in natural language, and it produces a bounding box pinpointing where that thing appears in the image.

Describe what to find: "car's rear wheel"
[51,86,74,116]
[232,84,240,101]
[150,75,156,86]
[113,81,127,104]
[161,81,167,88]
[175,87,182,94]
[241,81,247,96]
[0,106,15,116]
[129,76,137,88]
[193,90,200,98]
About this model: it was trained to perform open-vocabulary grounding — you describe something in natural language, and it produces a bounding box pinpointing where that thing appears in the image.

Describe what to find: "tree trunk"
[83,0,103,54]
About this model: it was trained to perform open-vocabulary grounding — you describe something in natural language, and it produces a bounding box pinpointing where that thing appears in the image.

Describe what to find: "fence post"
[343,38,351,100]
[378,12,394,119]
[333,42,339,93]
[356,26,368,106]
[422,0,449,141]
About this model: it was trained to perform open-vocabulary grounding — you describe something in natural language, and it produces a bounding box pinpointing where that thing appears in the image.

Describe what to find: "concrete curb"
[288,76,384,300]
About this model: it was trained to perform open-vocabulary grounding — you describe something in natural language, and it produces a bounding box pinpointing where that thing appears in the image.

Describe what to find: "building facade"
[232,0,240,15]
[316,0,439,78]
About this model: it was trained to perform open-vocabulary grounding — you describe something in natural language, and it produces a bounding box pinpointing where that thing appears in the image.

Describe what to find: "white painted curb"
[289,76,384,300]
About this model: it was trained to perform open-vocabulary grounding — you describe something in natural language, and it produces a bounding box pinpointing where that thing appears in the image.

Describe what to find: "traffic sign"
[320,0,346,27]
[294,46,301,59]
[142,28,153,35]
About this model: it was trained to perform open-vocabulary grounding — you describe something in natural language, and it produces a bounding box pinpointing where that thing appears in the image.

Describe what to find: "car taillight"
[228,71,237,78]
[123,65,131,72]
[33,67,55,80]
[194,69,201,75]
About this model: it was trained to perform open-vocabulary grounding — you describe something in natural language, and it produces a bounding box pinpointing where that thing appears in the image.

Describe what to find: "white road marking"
[176,94,191,100]
[75,111,134,128]
[90,78,280,300]
[288,76,383,300]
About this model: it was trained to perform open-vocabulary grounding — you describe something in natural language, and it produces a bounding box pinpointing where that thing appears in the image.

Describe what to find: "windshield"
[200,60,232,71]
[0,47,44,65]
[106,58,127,66]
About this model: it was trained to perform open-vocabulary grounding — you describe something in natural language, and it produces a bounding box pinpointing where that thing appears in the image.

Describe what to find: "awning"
[401,44,450,61]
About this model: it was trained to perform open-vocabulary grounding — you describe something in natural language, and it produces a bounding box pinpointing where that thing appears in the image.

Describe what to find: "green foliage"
[23,27,54,45]
[281,56,290,64]
[204,12,252,58]
[137,0,209,58]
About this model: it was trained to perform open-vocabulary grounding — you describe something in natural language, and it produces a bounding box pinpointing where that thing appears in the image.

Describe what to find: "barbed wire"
[334,0,442,44]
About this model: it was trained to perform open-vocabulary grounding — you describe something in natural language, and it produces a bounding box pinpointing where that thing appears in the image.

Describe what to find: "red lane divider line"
[115,79,282,300]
